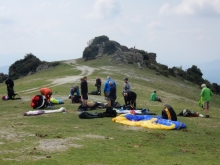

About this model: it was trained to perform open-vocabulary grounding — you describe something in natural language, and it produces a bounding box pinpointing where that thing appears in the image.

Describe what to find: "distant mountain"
[197,59,220,84]
[0,65,9,74]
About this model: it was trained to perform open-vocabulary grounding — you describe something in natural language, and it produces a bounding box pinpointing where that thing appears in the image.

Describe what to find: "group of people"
[68,76,137,109]
[103,76,138,109]
[3,77,213,118]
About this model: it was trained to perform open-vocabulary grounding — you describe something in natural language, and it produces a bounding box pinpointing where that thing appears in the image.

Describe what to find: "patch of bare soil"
[0,128,35,142]
[37,137,83,153]
[121,125,144,131]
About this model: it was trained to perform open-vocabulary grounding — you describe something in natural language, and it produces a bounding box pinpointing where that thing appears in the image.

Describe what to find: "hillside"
[0,57,220,164]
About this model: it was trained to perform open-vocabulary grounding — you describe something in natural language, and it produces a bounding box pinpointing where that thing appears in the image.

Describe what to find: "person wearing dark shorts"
[81,76,88,106]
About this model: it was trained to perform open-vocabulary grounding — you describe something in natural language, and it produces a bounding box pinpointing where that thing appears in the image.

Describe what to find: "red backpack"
[30,95,48,109]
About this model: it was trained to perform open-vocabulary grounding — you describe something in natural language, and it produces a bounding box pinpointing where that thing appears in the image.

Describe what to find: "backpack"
[198,97,203,108]
[104,107,117,117]
[71,95,82,103]
[77,104,90,111]
[161,104,177,121]
[177,109,199,117]
[30,95,48,109]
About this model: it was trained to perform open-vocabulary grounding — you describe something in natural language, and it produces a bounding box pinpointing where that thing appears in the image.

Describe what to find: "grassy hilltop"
[0,56,220,165]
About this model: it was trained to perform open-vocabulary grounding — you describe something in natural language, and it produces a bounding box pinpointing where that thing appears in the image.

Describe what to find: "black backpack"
[104,107,117,117]
[162,104,177,121]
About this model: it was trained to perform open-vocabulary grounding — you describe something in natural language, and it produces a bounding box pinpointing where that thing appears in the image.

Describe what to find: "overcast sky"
[0,0,220,69]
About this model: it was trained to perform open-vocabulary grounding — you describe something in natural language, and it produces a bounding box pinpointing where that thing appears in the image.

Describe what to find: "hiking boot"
[205,115,210,118]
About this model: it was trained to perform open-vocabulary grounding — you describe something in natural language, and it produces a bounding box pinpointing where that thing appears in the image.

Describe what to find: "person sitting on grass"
[69,85,81,103]
[150,91,162,102]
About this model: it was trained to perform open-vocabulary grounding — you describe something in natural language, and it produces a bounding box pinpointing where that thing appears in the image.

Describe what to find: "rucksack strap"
[164,107,171,120]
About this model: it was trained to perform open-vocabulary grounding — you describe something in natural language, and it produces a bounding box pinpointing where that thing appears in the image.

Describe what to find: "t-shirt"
[200,87,212,102]
[150,93,156,101]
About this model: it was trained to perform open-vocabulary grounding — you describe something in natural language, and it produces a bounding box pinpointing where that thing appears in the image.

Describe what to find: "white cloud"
[87,0,121,19]
[159,0,220,16]
[159,3,170,15]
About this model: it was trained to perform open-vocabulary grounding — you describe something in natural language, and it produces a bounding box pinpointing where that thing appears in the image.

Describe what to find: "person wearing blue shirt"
[69,85,80,103]
[107,81,117,108]
[103,76,116,100]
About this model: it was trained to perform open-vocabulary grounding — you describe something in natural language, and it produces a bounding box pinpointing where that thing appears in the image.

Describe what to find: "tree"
[82,45,99,61]
[186,65,204,85]
[9,53,42,79]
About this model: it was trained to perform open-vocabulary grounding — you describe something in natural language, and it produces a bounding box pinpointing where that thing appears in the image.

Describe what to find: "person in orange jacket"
[40,88,52,103]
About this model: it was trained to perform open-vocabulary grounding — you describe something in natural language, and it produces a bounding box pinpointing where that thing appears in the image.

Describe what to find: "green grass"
[0,56,220,165]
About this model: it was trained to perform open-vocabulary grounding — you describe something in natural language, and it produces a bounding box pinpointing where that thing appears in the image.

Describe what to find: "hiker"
[200,84,212,118]
[150,91,162,102]
[69,85,81,103]
[95,76,102,95]
[5,78,16,99]
[124,91,137,108]
[103,76,116,100]
[122,77,131,105]
[40,87,52,104]
[80,76,88,106]
[107,81,117,108]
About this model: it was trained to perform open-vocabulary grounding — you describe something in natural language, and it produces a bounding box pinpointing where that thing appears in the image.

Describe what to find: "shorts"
[104,92,110,100]
[203,101,209,109]
[82,93,88,100]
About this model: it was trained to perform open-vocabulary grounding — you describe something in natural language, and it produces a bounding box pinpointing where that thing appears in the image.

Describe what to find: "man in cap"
[200,84,212,118]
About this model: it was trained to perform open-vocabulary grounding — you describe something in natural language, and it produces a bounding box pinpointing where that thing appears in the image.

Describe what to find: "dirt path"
[18,59,97,95]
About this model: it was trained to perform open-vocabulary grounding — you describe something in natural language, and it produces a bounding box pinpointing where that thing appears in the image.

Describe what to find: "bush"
[92,35,109,45]
[83,45,99,61]
[50,62,60,67]
[9,53,42,80]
